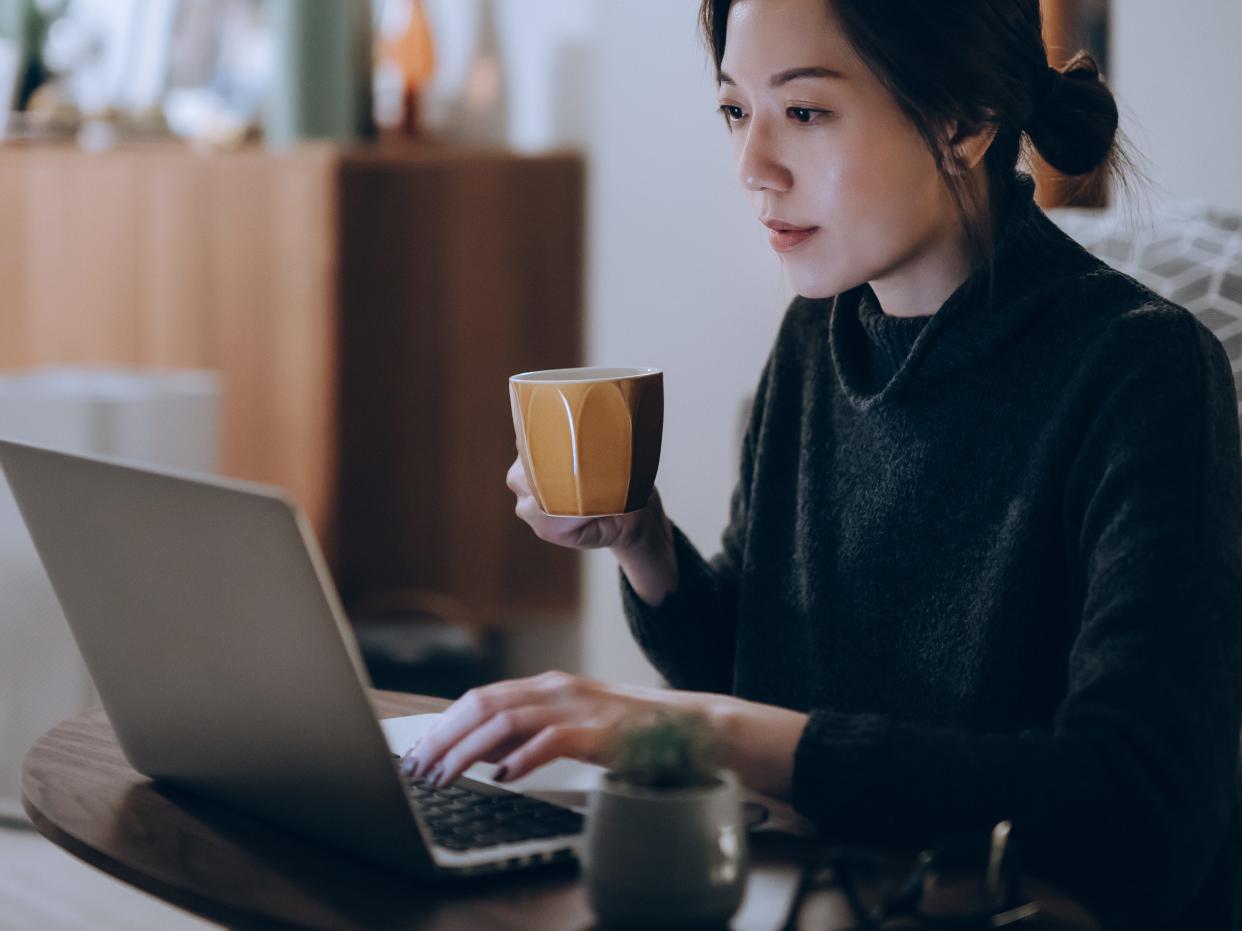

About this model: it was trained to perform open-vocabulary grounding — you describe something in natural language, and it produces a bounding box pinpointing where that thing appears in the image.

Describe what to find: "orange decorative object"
[378,0,437,136]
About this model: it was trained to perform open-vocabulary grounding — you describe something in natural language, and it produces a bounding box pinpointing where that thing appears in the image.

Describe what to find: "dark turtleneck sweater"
[619,172,1242,929]
[857,285,932,392]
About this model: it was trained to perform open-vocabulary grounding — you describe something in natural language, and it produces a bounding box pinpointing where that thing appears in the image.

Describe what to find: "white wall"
[580,1,793,685]
[1111,0,1242,209]
[423,1,793,685]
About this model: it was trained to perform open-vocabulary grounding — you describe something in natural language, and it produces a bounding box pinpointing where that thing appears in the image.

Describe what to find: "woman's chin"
[784,266,858,302]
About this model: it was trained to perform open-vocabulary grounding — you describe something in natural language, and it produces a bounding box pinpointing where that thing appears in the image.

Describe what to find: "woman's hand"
[507,454,658,551]
[399,670,811,802]
[401,670,703,787]
[508,454,680,605]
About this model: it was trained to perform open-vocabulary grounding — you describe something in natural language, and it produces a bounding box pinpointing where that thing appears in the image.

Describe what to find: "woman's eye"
[788,107,827,124]
[717,105,829,126]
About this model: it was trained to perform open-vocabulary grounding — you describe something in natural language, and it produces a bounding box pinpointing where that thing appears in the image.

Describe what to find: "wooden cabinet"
[0,142,583,627]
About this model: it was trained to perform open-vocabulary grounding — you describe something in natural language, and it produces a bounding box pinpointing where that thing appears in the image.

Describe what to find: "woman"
[403,1,1242,925]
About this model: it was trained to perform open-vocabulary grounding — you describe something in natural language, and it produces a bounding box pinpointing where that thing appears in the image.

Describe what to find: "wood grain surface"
[21,691,1103,931]
[0,143,340,543]
[0,142,583,628]
[333,146,583,623]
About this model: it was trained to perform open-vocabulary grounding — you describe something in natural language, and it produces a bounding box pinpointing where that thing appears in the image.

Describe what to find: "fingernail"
[429,765,444,787]
[493,765,509,782]
[402,756,419,776]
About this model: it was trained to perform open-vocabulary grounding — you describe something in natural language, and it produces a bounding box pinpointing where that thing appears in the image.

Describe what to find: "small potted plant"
[583,709,749,929]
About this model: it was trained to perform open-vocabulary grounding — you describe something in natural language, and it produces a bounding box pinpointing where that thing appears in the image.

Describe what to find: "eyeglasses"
[778,821,1048,930]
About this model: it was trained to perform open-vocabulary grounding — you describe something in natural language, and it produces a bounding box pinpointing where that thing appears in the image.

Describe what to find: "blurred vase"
[374,0,436,137]
[265,0,373,149]
[0,1,28,138]
[442,0,508,146]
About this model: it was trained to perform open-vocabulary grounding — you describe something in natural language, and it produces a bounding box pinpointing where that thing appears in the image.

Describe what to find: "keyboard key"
[411,778,585,851]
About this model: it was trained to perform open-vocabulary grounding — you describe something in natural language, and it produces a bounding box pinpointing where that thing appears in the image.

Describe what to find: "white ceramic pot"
[583,768,748,929]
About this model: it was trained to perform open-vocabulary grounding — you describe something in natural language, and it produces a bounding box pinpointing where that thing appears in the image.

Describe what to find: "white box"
[0,367,220,820]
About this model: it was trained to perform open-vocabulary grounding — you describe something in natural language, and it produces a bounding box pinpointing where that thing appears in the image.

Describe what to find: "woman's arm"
[399,670,808,797]
[613,359,772,694]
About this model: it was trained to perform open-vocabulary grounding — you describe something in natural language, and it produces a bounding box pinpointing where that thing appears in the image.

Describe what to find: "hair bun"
[1025,52,1117,177]
[1031,66,1060,113]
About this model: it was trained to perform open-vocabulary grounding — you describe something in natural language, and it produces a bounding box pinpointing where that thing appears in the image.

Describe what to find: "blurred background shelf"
[0,140,584,632]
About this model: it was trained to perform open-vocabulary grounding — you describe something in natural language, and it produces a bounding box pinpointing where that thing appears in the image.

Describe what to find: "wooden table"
[21,690,1102,930]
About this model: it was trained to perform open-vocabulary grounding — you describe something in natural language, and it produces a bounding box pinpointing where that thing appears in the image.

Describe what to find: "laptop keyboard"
[408,776,585,851]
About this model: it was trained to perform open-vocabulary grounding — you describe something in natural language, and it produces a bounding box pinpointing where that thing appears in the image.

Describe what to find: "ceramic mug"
[508,367,663,517]
[583,768,748,929]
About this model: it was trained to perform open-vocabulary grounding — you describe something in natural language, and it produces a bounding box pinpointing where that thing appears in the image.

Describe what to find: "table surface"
[22,690,1102,931]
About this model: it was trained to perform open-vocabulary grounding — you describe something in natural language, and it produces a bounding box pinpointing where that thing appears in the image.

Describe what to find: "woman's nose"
[737,122,791,193]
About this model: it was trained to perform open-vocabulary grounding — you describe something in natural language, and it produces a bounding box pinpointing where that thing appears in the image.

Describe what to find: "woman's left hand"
[400,670,810,801]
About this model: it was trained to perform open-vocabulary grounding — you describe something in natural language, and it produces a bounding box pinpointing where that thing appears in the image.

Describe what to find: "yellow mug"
[509,367,663,517]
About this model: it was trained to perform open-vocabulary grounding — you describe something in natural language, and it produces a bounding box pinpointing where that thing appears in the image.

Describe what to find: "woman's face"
[717,0,960,303]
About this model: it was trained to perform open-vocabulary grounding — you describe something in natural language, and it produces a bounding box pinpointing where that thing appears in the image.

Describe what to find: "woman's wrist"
[612,493,679,606]
[674,691,808,802]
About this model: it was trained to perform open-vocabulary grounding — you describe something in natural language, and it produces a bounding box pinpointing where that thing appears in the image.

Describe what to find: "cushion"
[1048,201,1242,431]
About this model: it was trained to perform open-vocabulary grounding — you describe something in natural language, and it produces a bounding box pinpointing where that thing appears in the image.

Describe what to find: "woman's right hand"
[507,454,680,606]
[506,454,659,552]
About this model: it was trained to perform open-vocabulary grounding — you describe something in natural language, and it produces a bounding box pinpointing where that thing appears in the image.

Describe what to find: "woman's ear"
[945,117,999,175]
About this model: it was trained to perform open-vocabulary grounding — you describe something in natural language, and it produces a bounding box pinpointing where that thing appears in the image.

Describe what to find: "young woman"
[403,1,1242,926]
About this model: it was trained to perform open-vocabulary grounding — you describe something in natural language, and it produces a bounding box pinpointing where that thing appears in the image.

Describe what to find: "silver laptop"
[0,437,584,878]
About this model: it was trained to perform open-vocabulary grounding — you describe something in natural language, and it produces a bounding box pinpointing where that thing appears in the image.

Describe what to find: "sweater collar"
[828,171,1103,410]
[856,288,931,395]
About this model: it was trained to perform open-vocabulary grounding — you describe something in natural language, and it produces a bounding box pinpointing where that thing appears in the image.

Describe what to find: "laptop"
[0,437,585,879]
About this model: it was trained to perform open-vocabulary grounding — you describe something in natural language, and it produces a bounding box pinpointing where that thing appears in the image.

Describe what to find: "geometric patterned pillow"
[1047,202,1242,431]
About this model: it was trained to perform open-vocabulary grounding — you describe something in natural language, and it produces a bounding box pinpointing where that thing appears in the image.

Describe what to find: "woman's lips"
[768,226,820,252]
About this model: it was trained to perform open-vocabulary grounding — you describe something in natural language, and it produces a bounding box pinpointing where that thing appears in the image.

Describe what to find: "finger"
[434,705,572,787]
[479,735,526,763]
[506,457,531,496]
[494,723,603,783]
[514,496,550,529]
[401,748,418,775]
[476,739,521,759]
[519,499,592,539]
[517,495,598,540]
[409,679,552,780]
[407,736,523,768]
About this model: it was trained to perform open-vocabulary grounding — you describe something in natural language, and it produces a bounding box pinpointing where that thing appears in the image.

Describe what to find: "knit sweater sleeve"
[617,350,774,694]
[789,307,1242,930]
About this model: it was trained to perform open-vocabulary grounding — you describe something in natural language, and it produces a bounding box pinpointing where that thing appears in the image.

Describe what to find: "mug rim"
[597,768,734,800]
[509,366,662,383]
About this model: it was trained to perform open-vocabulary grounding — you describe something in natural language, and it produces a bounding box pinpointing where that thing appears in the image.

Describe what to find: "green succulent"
[606,709,723,790]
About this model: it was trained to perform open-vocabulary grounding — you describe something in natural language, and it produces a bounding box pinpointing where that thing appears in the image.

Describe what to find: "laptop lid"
[0,438,434,876]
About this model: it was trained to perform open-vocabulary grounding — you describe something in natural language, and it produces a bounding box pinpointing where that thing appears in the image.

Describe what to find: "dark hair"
[699,0,1143,272]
